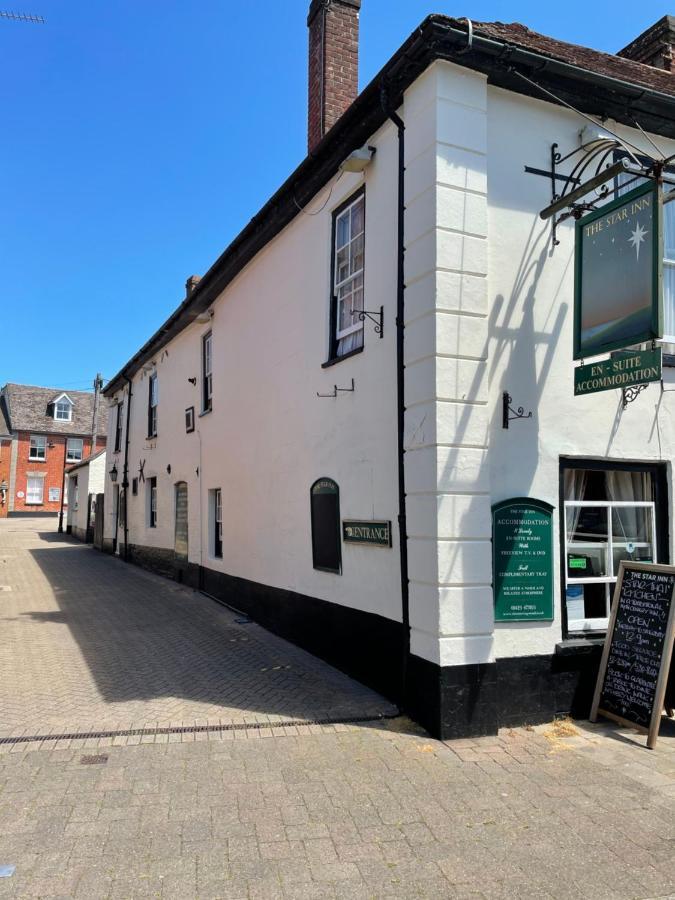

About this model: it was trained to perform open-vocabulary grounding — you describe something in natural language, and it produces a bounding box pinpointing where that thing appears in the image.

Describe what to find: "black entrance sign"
[590,562,675,748]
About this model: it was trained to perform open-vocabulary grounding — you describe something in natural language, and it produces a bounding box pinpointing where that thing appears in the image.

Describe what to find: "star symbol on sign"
[628,221,648,261]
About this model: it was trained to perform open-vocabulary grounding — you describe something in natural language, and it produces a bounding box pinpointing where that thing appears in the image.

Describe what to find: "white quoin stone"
[403,61,494,672]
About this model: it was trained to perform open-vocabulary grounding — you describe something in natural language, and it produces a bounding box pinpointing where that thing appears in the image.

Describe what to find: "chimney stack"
[618,15,675,73]
[185,274,201,298]
[307,0,361,152]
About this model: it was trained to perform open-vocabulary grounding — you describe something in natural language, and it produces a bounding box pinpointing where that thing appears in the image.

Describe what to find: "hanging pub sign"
[574,182,662,360]
[492,498,554,622]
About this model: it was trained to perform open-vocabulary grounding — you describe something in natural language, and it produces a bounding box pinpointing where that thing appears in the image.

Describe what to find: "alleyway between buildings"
[1,520,675,899]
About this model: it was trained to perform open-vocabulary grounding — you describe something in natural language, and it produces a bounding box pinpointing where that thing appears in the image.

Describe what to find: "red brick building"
[0,383,108,517]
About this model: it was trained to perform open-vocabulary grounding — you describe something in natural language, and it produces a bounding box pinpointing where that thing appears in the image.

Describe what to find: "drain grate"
[80,754,108,765]
[0,711,399,747]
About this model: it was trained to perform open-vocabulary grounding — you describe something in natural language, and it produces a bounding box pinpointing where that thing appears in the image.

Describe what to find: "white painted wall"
[67,451,106,535]
[403,61,492,670]
[486,86,675,659]
[105,116,403,623]
[103,57,675,674]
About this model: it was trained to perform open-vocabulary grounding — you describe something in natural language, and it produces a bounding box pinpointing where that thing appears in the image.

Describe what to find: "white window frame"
[202,332,213,412]
[618,168,675,345]
[26,474,45,505]
[215,488,222,557]
[564,499,657,633]
[29,435,46,461]
[66,438,83,463]
[333,193,365,343]
[54,400,72,422]
[148,477,157,528]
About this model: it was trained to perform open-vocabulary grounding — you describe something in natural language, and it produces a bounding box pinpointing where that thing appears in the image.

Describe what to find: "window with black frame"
[616,155,675,355]
[310,478,341,573]
[114,402,123,452]
[329,190,365,361]
[147,373,158,437]
[148,476,157,527]
[202,333,212,412]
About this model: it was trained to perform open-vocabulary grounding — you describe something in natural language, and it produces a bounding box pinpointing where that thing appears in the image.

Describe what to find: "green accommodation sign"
[574,182,662,360]
[574,347,661,396]
[493,498,554,622]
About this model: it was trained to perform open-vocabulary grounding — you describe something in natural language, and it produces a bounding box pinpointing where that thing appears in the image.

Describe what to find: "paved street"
[2,520,675,899]
[0,519,396,739]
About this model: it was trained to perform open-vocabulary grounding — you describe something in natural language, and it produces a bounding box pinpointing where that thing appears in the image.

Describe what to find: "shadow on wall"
[22,539,396,723]
[414,218,569,627]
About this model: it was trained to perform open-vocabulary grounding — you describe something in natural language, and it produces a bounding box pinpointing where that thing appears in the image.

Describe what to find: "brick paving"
[3,520,675,898]
[1,719,675,898]
[0,519,396,738]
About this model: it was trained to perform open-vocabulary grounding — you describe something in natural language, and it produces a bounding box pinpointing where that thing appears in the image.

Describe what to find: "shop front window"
[563,466,659,633]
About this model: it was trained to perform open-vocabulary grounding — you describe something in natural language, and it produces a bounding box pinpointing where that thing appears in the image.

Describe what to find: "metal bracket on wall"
[317,378,355,399]
[622,383,649,409]
[352,306,383,338]
[138,460,146,483]
[502,392,532,429]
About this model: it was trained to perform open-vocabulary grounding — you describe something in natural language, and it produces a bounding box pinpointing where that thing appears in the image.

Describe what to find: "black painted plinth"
[405,647,604,740]
[202,568,402,704]
[128,544,200,589]
[98,542,605,739]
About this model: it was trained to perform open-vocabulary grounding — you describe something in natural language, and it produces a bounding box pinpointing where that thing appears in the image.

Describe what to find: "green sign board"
[342,520,391,547]
[493,498,554,622]
[574,347,662,397]
[574,182,662,360]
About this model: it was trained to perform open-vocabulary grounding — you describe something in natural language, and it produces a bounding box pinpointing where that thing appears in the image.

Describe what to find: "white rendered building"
[102,7,675,738]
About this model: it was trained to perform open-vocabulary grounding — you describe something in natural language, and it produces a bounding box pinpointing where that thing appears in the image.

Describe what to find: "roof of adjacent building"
[0,395,11,438]
[67,446,107,474]
[104,14,675,394]
[1,383,109,437]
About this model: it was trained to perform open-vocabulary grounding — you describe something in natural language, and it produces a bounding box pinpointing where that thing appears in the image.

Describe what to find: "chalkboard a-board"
[590,562,675,749]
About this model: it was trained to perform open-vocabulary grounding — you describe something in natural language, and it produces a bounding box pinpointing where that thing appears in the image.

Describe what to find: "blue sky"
[1,0,670,390]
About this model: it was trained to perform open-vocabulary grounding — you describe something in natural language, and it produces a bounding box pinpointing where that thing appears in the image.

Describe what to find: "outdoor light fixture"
[339,145,376,174]
[109,464,118,482]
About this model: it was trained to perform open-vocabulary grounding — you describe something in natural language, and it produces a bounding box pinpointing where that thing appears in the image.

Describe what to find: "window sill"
[198,408,212,418]
[555,637,605,657]
[28,458,45,463]
[322,346,363,369]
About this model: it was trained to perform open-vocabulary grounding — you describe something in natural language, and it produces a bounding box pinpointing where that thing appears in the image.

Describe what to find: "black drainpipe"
[384,95,410,710]
[122,375,132,561]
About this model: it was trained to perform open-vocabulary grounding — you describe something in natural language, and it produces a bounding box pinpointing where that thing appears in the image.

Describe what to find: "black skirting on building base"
[116,544,605,740]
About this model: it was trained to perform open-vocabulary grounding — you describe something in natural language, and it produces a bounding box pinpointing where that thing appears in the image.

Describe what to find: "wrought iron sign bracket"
[352,307,383,338]
[502,392,532,429]
[317,378,355,399]
[531,139,653,249]
[622,383,649,409]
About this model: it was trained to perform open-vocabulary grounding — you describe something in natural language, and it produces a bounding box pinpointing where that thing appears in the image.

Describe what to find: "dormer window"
[52,394,73,422]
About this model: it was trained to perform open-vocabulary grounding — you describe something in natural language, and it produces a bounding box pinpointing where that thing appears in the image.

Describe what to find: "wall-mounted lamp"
[0,479,7,506]
[339,145,376,174]
[188,377,197,385]
[109,464,118,482]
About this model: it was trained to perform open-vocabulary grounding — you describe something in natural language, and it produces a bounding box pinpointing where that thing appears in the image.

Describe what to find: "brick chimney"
[185,275,201,298]
[307,0,361,152]
[618,15,675,73]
